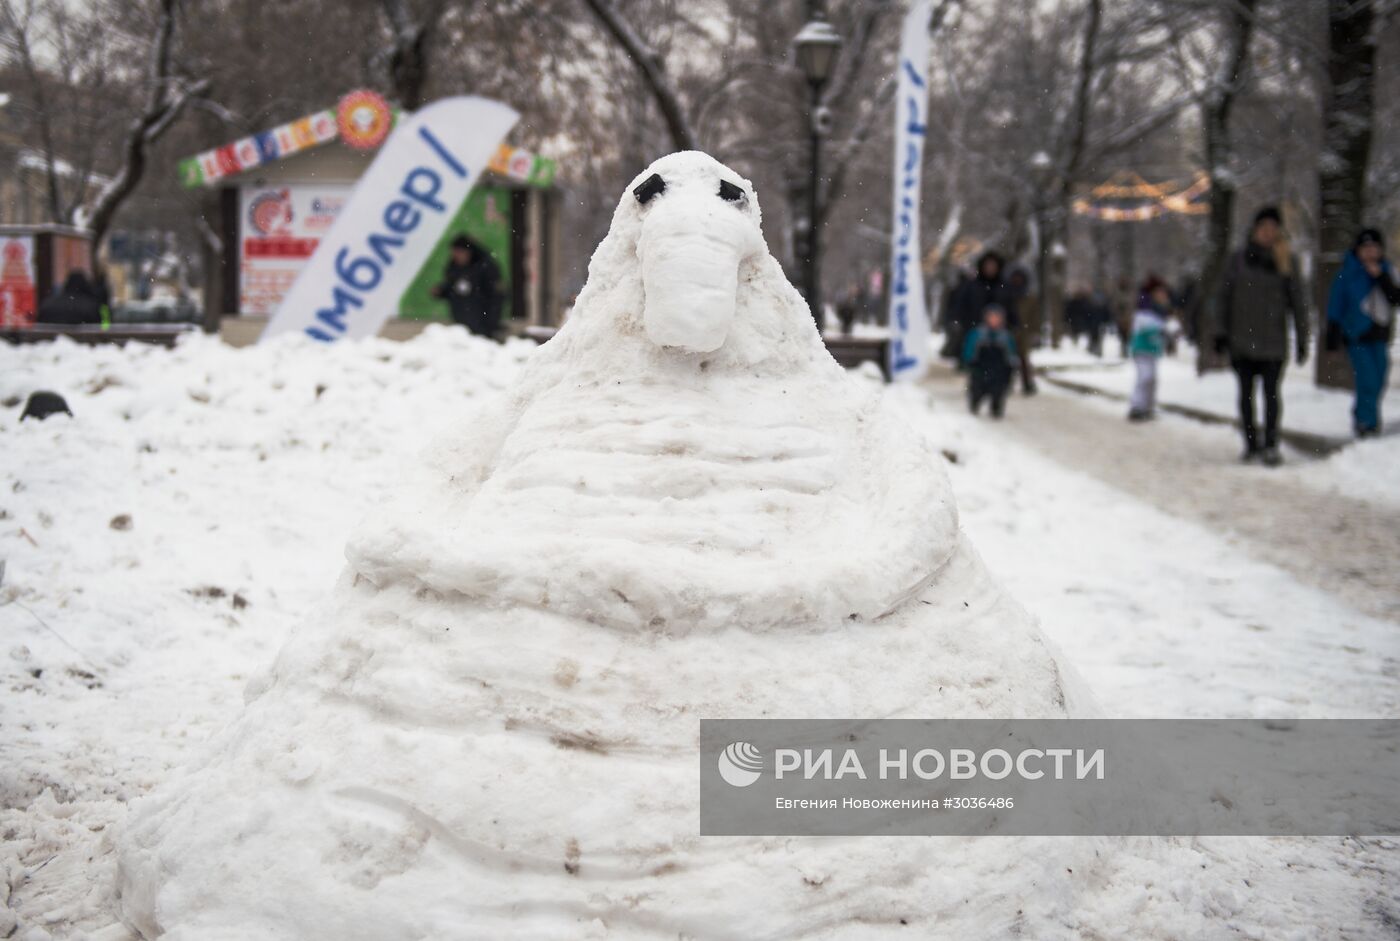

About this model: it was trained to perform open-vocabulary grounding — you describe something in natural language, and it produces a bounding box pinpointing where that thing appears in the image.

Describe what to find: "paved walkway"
[924,363,1400,624]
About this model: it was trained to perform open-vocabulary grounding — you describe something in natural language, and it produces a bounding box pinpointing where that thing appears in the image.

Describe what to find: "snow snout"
[637,193,762,353]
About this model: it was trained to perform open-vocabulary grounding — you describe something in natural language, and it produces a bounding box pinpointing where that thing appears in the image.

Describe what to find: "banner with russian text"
[261,96,518,342]
[887,1,932,382]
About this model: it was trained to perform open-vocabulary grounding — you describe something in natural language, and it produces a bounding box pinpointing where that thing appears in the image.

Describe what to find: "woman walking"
[1213,207,1308,466]
[1327,228,1400,437]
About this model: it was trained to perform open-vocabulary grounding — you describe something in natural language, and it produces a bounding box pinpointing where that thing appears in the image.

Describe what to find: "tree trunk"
[1192,0,1258,374]
[1314,0,1376,389]
[1034,0,1101,348]
[379,0,448,110]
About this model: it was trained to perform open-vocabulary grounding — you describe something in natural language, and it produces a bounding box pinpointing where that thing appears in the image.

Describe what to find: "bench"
[0,324,199,349]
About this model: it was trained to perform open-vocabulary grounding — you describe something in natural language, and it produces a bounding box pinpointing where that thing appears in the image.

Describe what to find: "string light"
[1073,171,1210,221]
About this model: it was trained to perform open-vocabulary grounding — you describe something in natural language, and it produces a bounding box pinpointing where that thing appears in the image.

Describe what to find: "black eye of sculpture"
[634,174,666,205]
[718,180,744,202]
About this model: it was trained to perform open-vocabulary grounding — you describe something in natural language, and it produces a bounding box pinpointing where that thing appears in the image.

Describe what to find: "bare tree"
[1311,0,1378,387]
[85,0,209,247]
[578,0,698,152]
[377,0,451,109]
[1185,0,1260,362]
[1030,0,1103,340]
[0,0,123,223]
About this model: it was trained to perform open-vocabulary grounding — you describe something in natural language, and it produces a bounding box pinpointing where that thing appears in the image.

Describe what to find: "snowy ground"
[1030,336,1400,512]
[2,330,1397,937]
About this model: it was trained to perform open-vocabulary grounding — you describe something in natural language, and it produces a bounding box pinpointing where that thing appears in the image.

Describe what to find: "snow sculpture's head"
[628,152,765,352]
[560,151,820,370]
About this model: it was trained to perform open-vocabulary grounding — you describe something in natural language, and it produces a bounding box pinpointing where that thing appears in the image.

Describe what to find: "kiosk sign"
[260,96,518,343]
[0,236,37,327]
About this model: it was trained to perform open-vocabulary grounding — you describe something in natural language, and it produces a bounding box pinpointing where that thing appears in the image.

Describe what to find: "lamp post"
[793,6,842,330]
[1027,151,1055,345]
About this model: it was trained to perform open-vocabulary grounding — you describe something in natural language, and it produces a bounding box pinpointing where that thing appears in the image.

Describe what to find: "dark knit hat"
[1253,206,1282,226]
[20,390,72,421]
[450,234,474,251]
[1355,228,1384,250]
[1139,275,1168,296]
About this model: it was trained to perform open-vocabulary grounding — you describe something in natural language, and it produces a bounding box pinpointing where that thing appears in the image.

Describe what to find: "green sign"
[399,184,513,321]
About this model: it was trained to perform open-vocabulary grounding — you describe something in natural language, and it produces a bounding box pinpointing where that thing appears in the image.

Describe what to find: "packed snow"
[1,155,1396,938]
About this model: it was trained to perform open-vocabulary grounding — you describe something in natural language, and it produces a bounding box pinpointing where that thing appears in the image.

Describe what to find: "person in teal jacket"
[1127,277,1172,424]
[962,305,1019,418]
[1327,229,1400,436]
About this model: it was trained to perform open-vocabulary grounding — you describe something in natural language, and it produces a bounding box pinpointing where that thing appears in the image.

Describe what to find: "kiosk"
[180,91,562,344]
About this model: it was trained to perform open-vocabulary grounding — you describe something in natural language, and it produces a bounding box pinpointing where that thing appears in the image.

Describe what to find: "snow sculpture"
[116,152,1102,940]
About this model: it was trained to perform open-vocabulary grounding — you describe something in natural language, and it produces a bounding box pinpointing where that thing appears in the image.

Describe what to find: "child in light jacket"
[1128,277,1173,422]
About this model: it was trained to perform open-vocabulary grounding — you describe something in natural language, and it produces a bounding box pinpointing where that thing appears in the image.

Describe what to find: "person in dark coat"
[1087,287,1112,357]
[1327,228,1400,437]
[37,270,103,325]
[432,235,503,339]
[939,269,972,360]
[1213,206,1308,466]
[949,252,1013,371]
[1065,287,1092,343]
[962,305,1019,418]
[1006,266,1037,395]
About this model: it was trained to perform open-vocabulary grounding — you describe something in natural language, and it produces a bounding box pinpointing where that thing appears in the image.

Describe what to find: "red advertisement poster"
[0,236,37,327]
[238,183,350,315]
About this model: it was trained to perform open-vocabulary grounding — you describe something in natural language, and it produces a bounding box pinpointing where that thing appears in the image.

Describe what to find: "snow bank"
[1294,433,1400,510]
[0,326,534,938]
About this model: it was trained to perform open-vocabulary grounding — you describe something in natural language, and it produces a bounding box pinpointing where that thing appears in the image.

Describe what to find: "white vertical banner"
[261,96,518,343]
[888,1,933,381]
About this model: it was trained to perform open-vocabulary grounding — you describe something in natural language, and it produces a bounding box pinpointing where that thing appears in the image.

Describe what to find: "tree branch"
[579,0,698,152]
[84,0,207,244]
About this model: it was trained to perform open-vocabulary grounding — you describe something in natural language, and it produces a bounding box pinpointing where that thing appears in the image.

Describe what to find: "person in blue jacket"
[962,305,1019,419]
[1327,229,1400,437]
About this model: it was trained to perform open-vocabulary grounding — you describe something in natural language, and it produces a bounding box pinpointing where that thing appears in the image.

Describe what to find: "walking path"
[923,362,1400,624]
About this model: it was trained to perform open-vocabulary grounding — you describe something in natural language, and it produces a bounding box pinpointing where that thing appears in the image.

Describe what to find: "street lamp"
[1027,151,1056,345]
[793,8,842,330]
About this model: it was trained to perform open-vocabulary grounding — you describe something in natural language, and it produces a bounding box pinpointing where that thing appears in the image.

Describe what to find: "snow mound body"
[116,152,1103,939]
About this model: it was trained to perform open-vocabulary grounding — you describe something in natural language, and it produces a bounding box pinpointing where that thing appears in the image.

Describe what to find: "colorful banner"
[487,143,557,187]
[178,94,557,191]
[238,183,351,315]
[0,236,37,328]
[888,1,933,382]
[179,109,338,188]
[260,96,519,342]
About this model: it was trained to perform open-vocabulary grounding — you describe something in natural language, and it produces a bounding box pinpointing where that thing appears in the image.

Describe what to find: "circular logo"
[718,741,763,788]
[337,90,393,151]
[248,189,292,236]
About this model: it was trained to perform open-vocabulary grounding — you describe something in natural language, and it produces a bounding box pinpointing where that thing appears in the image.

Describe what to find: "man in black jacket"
[432,235,503,339]
[948,252,1013,371]
[37,271,103,325]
